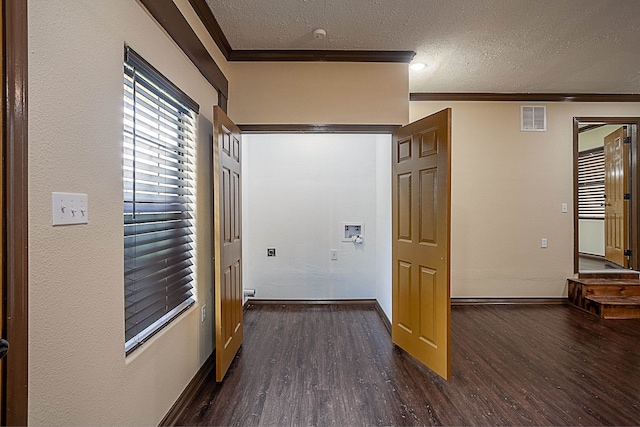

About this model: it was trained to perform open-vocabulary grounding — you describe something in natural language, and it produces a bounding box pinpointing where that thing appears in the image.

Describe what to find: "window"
[123,47,199,354]
[578,147,605,220]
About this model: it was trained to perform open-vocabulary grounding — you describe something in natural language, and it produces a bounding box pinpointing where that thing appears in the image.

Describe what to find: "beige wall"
[24,0,640,424]
[28,0,224,424]
[411,102,640,297]
[228,62,409,125]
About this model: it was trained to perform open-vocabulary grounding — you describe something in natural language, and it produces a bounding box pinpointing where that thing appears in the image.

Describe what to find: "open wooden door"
[604,127,628,267]
[213,106,243,381]
[392,108,451,380]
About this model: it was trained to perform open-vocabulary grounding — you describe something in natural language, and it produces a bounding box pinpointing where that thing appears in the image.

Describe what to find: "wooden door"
[213,106,243,381]
[392,108,452,380]
[604,127,628,267]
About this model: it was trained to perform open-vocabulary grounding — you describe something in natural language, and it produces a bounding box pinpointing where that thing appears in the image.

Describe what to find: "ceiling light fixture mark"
[313,28,327,39]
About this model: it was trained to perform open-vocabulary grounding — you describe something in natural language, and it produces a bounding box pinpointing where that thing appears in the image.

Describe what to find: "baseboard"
[246,298,378,306]
[159,352,216,426]
[451,297,568,306]
[373,301,392,335]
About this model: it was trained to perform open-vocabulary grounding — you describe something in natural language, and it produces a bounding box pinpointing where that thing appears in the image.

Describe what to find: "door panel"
[213,106,243,381]
[392,108,451,380]
[604,127,628,267]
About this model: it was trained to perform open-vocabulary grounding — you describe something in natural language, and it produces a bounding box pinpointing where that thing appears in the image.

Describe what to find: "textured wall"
[228,62,409,125]
[410,102,640,297]
[28,1,221,424]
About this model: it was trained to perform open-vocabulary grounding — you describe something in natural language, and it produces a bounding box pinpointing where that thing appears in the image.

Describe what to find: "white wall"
[375,136,393,319]
[28,1,223,425]
[579,220,605,256]
[242,134,392,304]
[410,102,640,297]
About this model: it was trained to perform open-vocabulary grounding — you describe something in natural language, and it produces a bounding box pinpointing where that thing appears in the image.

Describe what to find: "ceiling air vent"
[521,105,546,131]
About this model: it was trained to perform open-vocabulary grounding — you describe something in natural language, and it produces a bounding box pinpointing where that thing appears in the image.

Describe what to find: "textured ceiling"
[204,0,640,93]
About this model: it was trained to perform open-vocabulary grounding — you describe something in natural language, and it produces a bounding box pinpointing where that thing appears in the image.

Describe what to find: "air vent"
[521,105,546,131]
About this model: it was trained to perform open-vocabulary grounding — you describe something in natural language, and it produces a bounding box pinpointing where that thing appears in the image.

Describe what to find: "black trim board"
[410,93,640,102]
[247,299,379,306]
[238,124,400,134]
[187,0,232,60]
[451,298,568,305]
[137,0,228,102]
[4,0,30,424]
[159,353,216,426]
[230,49,415,63]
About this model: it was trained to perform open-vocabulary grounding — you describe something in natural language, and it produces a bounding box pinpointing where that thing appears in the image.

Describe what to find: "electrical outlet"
[331,249,338,260]
[201,304,206,322]
[541,238,548,248]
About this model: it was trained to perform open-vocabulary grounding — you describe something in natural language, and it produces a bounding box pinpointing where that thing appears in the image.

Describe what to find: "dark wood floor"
[177,303,640,426]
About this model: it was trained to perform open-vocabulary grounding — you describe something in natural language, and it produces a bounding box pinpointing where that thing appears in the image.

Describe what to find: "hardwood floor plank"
[176,303,640,426]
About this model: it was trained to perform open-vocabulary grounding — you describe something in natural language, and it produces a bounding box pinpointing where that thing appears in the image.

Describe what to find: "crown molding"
[238,124,401,134]
[188,0,415,63]
[138,0,228,99]
[230,49,415,63]
[187,0,232,59]
[410,93,640,102]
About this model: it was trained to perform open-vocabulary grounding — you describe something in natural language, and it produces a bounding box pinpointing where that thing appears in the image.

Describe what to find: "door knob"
[0,339,9,359]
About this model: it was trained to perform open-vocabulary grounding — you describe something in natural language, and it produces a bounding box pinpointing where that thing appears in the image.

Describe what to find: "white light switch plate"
[52,192,88,225]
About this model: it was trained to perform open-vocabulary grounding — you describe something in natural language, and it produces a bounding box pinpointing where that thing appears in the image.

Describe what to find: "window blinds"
[578,148,605,220]
[123,47,199,354]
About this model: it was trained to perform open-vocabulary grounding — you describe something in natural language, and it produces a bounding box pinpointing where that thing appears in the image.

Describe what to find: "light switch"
[52,192,88,225]
[561,203,568,213]
[331,249,338,260]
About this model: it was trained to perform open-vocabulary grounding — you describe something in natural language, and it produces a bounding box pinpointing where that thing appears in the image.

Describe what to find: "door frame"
[3,0,29,425]
[573,117,640,273]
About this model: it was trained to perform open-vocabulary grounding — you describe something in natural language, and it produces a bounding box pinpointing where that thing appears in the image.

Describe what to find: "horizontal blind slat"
[123,49,198,354]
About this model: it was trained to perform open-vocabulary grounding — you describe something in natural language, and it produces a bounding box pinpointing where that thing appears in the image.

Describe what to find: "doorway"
[573,117,640,272]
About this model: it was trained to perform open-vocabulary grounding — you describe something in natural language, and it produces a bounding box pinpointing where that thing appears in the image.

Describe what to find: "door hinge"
[624,136,631,144]
[624,249,632,257]
[624,193,631,200]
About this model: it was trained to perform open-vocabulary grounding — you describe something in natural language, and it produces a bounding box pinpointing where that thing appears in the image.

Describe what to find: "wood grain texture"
[4,0,29,424]
[176,304,640,426]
